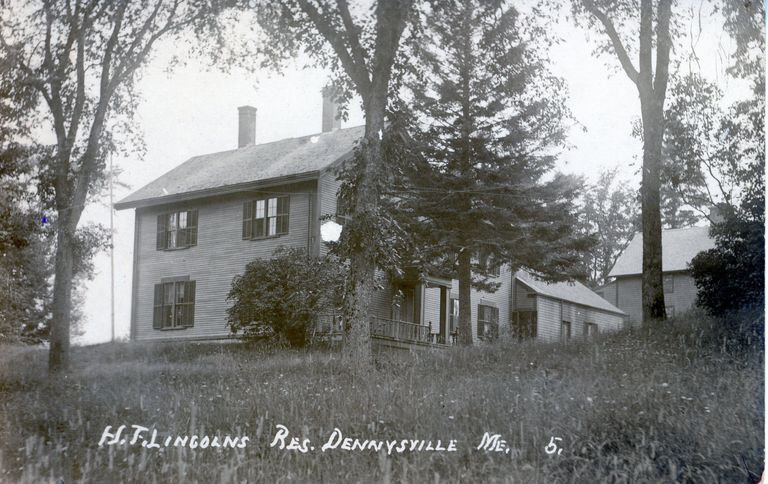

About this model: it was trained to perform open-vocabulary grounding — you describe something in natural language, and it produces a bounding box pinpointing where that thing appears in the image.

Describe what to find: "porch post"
[439,286,447,342]
[414,283,423,326]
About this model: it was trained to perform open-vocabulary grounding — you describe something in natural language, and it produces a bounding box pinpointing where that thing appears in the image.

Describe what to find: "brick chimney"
[238,105,257,148]
[321,86,341,132]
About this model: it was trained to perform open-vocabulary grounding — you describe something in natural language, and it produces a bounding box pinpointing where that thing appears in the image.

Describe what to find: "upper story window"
[156,210,198,250]
[477,252,501,277]
[335,193,352,226]
[243,196,289,239]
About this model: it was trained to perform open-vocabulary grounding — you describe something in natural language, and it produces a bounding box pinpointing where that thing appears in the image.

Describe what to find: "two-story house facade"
[117,94,625,346]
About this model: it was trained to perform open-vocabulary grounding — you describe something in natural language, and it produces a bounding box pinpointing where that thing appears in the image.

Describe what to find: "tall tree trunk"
[457,248,473,345]
[49,225,75,373]
[341,93,387,365]
[640,97,667,322]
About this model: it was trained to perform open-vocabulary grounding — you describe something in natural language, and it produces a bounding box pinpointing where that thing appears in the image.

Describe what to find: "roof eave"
[114,171,321,210]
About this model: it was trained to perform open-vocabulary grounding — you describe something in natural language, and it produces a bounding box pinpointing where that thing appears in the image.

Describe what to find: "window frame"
[153,277,196,330]
[663,274,675,293]
[242,195,290,240]
[584,322,598,339]
[477,304,499,341]
[560,320,572,342]
[156,209,198,250]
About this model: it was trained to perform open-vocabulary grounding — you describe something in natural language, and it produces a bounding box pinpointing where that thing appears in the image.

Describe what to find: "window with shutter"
[156,210,198,250]
[242,195,290,239]
[152,278,196,330]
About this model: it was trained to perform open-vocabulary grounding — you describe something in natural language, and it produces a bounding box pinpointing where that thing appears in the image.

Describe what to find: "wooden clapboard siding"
[369,270,394,319]
[662,272,698,315]
[449,266,512,343]
[615,276,643,325]
[614,272,698,324]
[133,181,317,341]
[536,296,625,342]
[535,297,561,343]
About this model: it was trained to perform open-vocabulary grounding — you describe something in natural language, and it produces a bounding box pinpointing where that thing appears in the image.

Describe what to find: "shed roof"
[515,270,626,315]
[115,125,365,209]
[607,226,715,277]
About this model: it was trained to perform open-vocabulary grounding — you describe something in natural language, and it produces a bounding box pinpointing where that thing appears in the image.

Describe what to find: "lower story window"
[477,304,499,341]
[153,279,196,329]
[585,322,598,339]
[665,305,675,318]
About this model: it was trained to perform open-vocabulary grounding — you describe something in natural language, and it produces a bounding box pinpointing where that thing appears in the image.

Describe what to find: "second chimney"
[321,86,341,132]
[238,105,257,148]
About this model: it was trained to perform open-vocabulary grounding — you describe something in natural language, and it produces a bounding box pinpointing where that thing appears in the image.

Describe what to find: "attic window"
[243,196,289,239]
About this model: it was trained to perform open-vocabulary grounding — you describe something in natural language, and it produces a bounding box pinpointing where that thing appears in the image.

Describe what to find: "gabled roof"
[115,125,365,209]
[607,226,715,278]
[515,270,626,315]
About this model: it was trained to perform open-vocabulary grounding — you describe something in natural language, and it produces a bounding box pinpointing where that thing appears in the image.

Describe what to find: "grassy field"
[0,310,763,483]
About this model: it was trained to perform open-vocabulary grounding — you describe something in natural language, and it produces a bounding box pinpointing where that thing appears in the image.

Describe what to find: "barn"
[510,270,626,342]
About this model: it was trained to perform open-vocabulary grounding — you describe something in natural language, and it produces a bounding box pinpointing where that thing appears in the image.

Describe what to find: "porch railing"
[370,316,431,344]
[314,313,433,345]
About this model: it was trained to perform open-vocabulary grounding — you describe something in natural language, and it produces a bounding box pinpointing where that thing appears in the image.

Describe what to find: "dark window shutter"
[242,202,253,239]
[186,281,196,327]
[277,196,289,234]
[477,305,483,338]
[188,210,198,246]
[156,214,167,250]
[153,284,163,329]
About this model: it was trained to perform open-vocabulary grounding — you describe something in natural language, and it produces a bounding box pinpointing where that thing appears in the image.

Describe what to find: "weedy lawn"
[0,310,763,483]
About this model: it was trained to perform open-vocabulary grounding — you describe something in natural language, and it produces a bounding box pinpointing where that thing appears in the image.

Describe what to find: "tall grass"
[0,310,762,483]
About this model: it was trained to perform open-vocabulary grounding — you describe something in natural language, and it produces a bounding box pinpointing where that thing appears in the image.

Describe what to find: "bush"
[226,247,345,346]
[690,202,764,316]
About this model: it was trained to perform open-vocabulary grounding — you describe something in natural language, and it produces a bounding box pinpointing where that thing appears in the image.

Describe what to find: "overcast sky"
[75,5,747,344]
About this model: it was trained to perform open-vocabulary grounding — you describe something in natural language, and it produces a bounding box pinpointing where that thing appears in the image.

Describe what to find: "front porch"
[313,313,456,350]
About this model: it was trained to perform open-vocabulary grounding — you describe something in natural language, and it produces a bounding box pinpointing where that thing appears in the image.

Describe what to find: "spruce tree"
[401,0,592,344]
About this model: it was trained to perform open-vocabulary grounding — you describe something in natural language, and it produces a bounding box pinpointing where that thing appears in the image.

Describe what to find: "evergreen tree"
[401,0,592,345]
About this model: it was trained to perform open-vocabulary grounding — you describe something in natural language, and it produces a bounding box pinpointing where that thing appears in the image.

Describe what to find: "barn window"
[243,196,289,239]
[153,278,196,329]
[477,304,499,341]
[560,321,572,341]
[156,210,198,250]
[663,274,674,293]
[584,322,598,339]
[665,305,675,317]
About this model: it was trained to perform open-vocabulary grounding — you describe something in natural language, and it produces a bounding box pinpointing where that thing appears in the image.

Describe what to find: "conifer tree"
[401,0,592,344]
